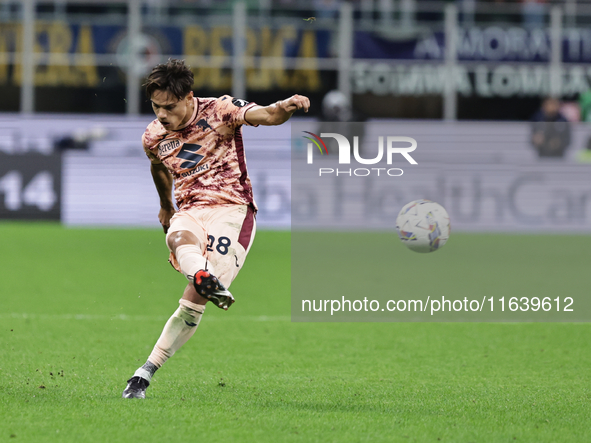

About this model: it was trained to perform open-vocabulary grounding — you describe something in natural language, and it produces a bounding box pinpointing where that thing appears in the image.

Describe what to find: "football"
[396,200,451,253]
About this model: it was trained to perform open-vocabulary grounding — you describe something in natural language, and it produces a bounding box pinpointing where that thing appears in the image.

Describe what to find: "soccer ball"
[396,200,451,253]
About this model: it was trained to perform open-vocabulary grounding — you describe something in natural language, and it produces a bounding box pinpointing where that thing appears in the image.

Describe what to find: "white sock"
[133,361,158,383]
[175,244,216,281]
[147,299,206,368]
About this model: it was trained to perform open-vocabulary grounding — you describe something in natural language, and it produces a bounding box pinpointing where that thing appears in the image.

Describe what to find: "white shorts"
[166,204,256,288]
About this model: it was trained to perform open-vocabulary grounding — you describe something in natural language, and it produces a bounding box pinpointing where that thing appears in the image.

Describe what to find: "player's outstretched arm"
[150,162,175,233]
[245,94,310,126]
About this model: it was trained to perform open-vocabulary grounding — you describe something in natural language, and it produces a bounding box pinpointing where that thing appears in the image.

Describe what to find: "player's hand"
[279,94,310,114]
[158,206,176,233]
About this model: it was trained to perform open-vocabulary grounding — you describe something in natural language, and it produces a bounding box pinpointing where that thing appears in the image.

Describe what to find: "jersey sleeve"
[214,95,259,128]
[142,121,164,164]
[143,145,161,164]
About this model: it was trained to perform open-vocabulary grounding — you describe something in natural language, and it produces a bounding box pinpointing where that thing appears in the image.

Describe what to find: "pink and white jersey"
[142,95,258,211]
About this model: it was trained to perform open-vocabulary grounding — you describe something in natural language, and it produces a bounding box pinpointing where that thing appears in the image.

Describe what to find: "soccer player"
[122,59,309,399]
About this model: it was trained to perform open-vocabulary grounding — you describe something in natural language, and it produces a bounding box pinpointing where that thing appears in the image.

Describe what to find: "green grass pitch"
[1,222,590,442]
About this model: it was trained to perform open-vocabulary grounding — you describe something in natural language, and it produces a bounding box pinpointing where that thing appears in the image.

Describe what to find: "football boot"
[122,376,149,399]
[193,270,235,311]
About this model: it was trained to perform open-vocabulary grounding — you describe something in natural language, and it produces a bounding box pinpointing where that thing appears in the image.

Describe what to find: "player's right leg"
[167,229,235,310]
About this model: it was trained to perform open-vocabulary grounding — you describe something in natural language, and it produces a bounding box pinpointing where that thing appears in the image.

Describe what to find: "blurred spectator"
[577,90,591,163]
[579,90,591,123]
[318,89,365,155]
[530,97,571,158]
[321,89,352,122]
[53,127,107,152]
[558,101,580,123]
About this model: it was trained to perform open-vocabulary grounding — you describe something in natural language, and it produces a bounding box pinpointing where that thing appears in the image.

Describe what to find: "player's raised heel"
[122,376,149,399]
[193,269,235,310]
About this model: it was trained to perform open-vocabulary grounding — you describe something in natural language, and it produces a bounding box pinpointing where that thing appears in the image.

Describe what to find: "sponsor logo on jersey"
[232,98,249,108]
[159,138,181,156]
[177,143,204,169]
[180,163,209,178]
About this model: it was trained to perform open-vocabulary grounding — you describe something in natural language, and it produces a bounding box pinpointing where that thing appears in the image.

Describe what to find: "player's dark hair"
[144,59,194,101]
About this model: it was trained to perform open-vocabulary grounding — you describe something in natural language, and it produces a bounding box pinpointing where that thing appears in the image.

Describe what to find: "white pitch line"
[0,313,290,322]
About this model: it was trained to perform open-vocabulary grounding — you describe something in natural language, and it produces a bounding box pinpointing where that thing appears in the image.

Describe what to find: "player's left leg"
[122,284,206,399]
[123,215,211,399]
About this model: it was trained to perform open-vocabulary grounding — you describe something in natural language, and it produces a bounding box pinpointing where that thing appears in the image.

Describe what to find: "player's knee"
[166,230,200,253]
